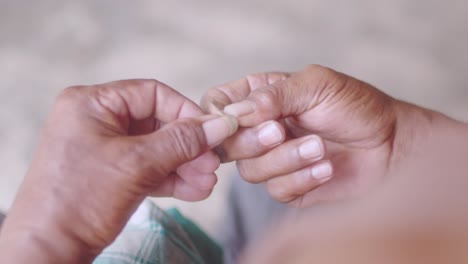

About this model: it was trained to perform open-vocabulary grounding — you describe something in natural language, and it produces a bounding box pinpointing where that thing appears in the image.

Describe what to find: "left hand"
[201,65,402,207]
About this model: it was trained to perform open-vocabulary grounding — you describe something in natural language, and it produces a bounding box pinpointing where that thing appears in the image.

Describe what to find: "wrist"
[0,180,101,263]
[389,100,467,170]
[0,224,97,264]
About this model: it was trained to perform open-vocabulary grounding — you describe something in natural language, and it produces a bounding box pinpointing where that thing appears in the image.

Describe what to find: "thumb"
[223,65,352,127]
[129,115,238,178]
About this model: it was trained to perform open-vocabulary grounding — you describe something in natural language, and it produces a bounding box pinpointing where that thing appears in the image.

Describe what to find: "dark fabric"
[215,174,293,264]
[0,212,5,228]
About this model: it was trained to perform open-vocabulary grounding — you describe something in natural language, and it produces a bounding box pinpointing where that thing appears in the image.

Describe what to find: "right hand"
[201,65,434,207]
[0,79,238,263]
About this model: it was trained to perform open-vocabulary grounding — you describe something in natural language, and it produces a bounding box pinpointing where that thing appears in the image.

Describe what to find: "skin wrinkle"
[305,66,335,105]
[224,78,250,102]
[166,121,206,162]
[91,88,130,135]
[387,102,435,172]
[255,86,282,117]
[173,95,187,120]
[200,88,228,115]
[319,78,395,148]
[269,81,295,115]
[0,78,233,263]
[245,74,257,94]
[6,63,468,263]
[155,81,192,122]
[199,65,410,208]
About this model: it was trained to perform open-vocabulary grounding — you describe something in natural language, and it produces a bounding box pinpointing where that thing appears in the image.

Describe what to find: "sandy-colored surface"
[1,0,467,234]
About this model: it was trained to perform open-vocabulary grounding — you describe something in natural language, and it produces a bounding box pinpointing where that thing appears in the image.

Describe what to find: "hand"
[0,79,237,263]
[201,64,431,207]
[241,119,468,264]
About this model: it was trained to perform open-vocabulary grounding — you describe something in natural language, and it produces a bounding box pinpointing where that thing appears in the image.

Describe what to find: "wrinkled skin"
[0,79,237,263]
[1,65,467,263]
[201,65,400,207]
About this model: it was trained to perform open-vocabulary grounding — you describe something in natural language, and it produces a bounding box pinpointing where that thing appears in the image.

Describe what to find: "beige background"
[1,0,467,234]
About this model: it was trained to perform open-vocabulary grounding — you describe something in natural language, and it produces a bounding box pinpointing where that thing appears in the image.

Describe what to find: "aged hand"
[0,79,237,263]
[202,65,433,207]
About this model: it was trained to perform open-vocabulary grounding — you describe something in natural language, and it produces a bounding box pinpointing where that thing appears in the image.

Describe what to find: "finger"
[150,173,213,201]
[215,120,286,163]
[223,65,357,127]
[200,72,290,115]
[265,160,333,204]
[176,164,218,191]
[120,115,238,185]
[91,79,204,122]
[237,135,325,183]
[181,151,221,174]
[176,152,220,190]
[286,172,354,208]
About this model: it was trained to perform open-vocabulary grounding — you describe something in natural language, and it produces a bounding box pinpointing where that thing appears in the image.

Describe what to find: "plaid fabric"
[94,200,222,264]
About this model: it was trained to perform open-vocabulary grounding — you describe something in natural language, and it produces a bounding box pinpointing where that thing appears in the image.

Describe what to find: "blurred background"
[0,0,467,234]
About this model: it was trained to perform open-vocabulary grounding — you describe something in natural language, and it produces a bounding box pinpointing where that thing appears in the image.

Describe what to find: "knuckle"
[266,72,289,84]
[245,73,267,89]
[54,85,87,110]
[56,86,83,102]
[165,120,205,161]
[305,64,323,72]
[302,64,347,103]
[251,86,280,110]
[142,79,159,90]
[304,64,340,82]
[305,64,329,74]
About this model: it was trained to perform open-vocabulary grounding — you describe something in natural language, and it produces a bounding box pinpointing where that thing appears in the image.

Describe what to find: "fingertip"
[298,135,326,160]
[265,160,334,205]
[173,176,214,201]
[195,173,218,190]
[202,115,239,147]
[189,151,221,173]
[257,121,286,147]
[223,100,256,118]
[309,160,333,184]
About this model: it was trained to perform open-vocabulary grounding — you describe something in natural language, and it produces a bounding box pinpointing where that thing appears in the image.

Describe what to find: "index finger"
[200,72,290,115]
[92,79,204,123]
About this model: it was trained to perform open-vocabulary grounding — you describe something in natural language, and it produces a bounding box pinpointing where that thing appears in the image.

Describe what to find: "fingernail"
[223,101,256,117]
[298,136,323,159]
[203,115,239,147]
[258,122,283,146]
[311,161,333,182]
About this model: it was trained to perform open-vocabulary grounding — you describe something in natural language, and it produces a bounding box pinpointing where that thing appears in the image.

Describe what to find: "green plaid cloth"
[94,200,223,264]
